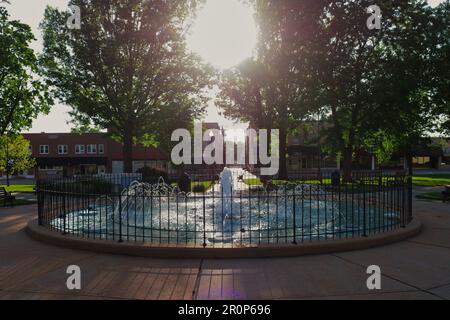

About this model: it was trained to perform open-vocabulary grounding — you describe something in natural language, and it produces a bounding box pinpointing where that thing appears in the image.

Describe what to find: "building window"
[58,145,68,155]
[98,144,104,154]
[75,145,85,154]
[87,144,97,154]
[39,145,49,155]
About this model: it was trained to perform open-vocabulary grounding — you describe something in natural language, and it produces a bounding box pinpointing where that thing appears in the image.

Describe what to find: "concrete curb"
[26,218,422,259]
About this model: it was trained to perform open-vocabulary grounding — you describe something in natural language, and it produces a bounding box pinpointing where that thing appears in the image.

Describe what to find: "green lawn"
[0,184,36,193]
[243,178,263,186]
[416,192,444,201]
[244,174,450,188]
[244,178,373,187]
[0,199,36,207]
[412,174,450,187]
[190,181,214,192]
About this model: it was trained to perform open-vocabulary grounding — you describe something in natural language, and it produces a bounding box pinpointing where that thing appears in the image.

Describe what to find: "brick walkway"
[0,198,449,300]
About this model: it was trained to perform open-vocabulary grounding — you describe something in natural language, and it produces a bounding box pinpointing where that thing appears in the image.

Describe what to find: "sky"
[4,0,446,133]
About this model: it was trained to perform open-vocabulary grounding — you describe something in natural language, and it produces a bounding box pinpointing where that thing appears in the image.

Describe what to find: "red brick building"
[22,133,169,179]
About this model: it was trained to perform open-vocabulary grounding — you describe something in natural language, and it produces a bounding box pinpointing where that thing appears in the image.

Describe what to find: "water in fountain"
[215,167,235,243]
[220,167,233,215]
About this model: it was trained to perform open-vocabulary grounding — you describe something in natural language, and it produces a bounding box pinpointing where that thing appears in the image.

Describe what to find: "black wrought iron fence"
[36,170,412,247]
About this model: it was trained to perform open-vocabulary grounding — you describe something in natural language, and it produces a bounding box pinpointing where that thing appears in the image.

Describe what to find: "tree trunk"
[407,153,413,176]
[123,129,133,173]
[342,123,357,182]
[278,127,288,180]
[342,144,353,182]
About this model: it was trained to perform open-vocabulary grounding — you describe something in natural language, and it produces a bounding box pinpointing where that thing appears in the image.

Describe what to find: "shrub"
[43,178,114,194]
[137,166,168,182]
[192,184,206,193]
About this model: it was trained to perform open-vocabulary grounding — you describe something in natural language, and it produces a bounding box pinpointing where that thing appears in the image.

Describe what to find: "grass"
[244,174,450,188]
[0,184,36,193]
[244,177,371,187]
[0,199,36,207]
[412,174,450,187]
[416,192,444,201]
[243,178,263,186]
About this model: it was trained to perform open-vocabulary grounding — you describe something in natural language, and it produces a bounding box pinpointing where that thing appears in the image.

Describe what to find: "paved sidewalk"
[0,199,449,300]
[12,192,37,202]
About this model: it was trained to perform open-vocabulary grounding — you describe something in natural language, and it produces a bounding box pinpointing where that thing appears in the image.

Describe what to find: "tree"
[0,4,51,135]
[0,135,35,186]
[430,1,450,134]
[366,1,449,174]
[217,0,323,178]
[308,0,449,179]
[311,1,399,179]
[40,0,213,173]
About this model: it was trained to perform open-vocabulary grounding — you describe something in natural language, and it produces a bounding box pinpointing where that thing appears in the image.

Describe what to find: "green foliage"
[70,124,102,134]
[137,166,168,181]
[190,181,213,193]
[430,1,450,135]
[0,5,52,135]
[230,0,450,178]
[217,1,323,178]
[40,0,213,172]
[363,130,397,165]
[0,135,35,175]
[44,178,114,194]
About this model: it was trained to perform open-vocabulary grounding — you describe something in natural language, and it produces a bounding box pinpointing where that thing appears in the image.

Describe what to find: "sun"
[188,0,257,69]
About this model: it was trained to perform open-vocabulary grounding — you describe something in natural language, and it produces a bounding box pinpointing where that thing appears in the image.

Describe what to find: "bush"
[190,181,213,193]
[192,184,206,193]
[137,166,168,182]
[42,178,114,194]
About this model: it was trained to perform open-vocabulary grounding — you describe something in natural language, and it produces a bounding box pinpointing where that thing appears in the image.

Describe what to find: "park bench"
[442,185,450,203]
[0,187,15,207]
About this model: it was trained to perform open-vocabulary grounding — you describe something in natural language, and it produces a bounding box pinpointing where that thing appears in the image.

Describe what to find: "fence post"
[293,192,297,244]
[62,192,67,235]
[408,174,413,223]
[37,181,42,226]
[118,194,123,243]
[203,194,207,247]
[362,181,367,237]
[401,177,406,228]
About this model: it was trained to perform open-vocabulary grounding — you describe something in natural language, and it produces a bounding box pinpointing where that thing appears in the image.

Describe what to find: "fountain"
[48,169,401,246]
[220,167,233,215]
[214,167,235,243]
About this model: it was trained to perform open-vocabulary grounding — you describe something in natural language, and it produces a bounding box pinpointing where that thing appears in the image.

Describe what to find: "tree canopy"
[0,134,35,176]
[219,0,450,178]
[40,0,213,172]
[218,0,323,178]
[0,4,52,135]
